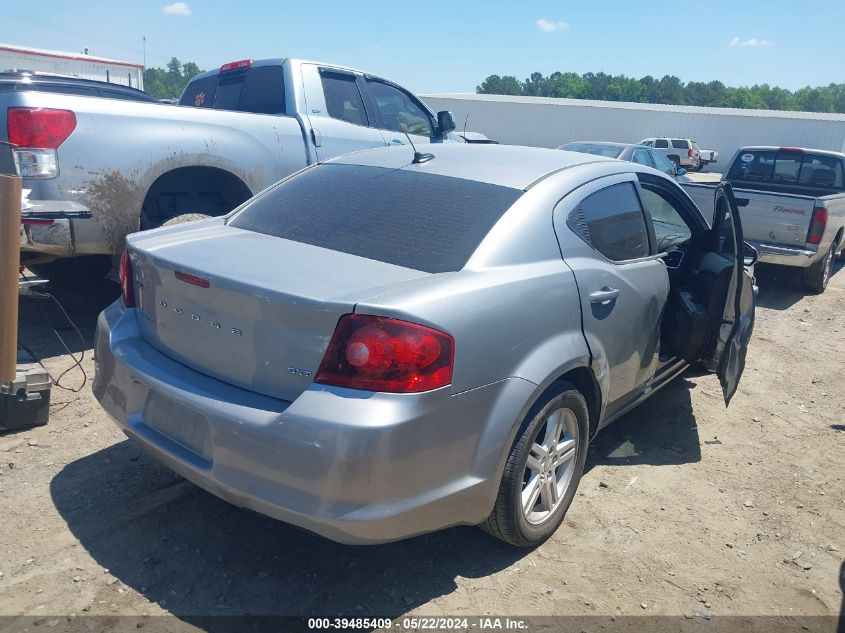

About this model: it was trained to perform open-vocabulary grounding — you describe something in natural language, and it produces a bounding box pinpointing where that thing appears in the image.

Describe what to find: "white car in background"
[640,137,717,171]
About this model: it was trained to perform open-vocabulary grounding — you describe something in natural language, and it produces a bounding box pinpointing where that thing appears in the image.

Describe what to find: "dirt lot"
[1,259,843,632]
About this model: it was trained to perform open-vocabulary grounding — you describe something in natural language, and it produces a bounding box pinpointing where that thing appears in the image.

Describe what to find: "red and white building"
[0,43,143,89]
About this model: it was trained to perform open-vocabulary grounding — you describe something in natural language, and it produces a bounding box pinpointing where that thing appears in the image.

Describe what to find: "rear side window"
[563,143,623,158]
[671,139,689,149]
[179,66,285,114]
[654,139,669,148]
[320,72,368,126]
[228,164,523,273]
[567,182,651,261]
[631,149,653,166]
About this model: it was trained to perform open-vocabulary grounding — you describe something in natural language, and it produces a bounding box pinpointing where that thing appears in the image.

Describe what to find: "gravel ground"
[0,260,843,632]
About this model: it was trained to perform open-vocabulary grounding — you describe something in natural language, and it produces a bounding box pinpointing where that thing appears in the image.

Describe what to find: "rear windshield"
[179,66,285,114]
[562,143,623,158]
[228,164,523,273]
[727,150,845,190]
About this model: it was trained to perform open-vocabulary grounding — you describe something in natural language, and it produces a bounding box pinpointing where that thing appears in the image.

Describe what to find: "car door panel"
[554,175,670,413]
[705,184,756,404]
[301,64,387,161]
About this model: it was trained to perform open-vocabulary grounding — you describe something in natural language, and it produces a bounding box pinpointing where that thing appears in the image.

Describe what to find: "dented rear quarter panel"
[2,90,310,255]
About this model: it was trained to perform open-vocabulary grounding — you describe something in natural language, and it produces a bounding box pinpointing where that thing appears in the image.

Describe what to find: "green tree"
[476,75,524,95]
[143,57,205,100]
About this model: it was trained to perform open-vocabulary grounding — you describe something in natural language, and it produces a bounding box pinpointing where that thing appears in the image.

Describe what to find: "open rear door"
[704,183,756,405]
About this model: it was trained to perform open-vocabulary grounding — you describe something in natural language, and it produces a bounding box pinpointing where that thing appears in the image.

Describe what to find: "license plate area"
[142,390,212,461]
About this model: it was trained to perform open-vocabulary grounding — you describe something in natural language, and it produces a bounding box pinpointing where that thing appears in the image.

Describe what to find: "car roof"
[325,144,616,190]
[737,146,845,158]
[565,141,642,149]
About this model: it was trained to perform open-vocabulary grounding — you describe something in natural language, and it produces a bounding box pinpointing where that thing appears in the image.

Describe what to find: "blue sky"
[1,1,841,94]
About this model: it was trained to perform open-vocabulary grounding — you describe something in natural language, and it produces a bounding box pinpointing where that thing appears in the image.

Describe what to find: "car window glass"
[367,80,433,136]
[797,154,844,188]
[632,150,653,166]
[567,182,651,261]
[654,139,669,148]
[320,72,368,126]
[563,143,623,158]
[715,197,737,261]
[639,186,693,252]
[179,75,218,108]
[640,140,654,147]
[773,153,802,183]
[651,151,676,174]
[229,164,523,273]
[671,139,689,149]
[727,150,776,182]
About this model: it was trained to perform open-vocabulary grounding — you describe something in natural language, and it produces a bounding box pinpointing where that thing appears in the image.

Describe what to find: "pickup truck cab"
[2,57,458,278]
[682,146,845,293]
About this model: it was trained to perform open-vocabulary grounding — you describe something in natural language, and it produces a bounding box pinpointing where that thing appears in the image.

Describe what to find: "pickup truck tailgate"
[733,191,814,247]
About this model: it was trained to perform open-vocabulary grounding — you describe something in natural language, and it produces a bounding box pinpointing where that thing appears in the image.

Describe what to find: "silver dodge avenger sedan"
[94,144,755,546]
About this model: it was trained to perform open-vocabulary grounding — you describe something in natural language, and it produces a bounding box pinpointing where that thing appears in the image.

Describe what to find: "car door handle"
[589,287,620,304]
[390,139,405,145]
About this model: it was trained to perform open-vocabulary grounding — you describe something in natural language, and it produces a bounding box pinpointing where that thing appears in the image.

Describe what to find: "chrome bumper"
[20,200,91,257]
[751,241,817,268]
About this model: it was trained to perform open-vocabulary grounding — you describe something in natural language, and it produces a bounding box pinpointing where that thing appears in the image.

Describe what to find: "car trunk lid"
[128,223,431,402]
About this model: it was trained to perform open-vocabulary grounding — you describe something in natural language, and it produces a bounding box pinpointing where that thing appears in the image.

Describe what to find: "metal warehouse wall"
[0,49,144,89]
[422,94,845,170]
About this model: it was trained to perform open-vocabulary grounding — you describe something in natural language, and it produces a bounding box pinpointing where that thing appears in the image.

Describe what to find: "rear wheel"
[802,243,835,294]
[160,213,211,227]
[480,384,589,547]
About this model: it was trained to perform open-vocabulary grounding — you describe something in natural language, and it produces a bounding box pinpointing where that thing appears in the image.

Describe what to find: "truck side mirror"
[436,111,456,136]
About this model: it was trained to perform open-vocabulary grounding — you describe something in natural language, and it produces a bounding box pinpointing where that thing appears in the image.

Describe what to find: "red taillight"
[175,270,210,288]
[315,314,454,393]
[779,147,804,154]
[119,250,135,308]
[807,206,828,245]
[7,108,76,149]
[688,149,694,158]
[220,59,252,73]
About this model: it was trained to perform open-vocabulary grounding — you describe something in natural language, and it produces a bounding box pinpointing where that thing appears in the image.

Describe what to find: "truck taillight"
[220,59,252,73]
[807,206,828,245]
[315,314,454,393]
[7,108,76,178]
[688,149,695,158]
[119,250,135,308]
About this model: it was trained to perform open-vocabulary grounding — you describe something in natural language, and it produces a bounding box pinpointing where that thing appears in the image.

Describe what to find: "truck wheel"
[160,213,211,227]
[480,383,589,547]
[801,244,835,294]
[27,255,113,285]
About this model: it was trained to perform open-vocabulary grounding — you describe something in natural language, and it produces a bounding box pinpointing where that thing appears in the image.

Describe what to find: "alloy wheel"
[521,407,579,525]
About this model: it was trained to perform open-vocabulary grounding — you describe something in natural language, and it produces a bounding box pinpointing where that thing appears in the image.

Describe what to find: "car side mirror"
[436,111,456,136]
[742,241,759,268]
[677,167,687,176]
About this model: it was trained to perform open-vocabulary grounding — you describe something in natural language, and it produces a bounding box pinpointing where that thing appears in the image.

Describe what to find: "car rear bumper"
[751,241,818,267]
[20,200,91,257]
[93,301,536,544]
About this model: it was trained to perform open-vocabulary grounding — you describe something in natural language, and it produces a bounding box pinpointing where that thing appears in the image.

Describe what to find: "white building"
[422,93,845,170]
[0,43,143,90]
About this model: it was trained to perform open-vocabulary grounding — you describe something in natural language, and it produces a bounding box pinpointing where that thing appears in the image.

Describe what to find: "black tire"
[480,383,589,547]
[160,213,212,228]
[801,243,835,294]
[27,255,113,284]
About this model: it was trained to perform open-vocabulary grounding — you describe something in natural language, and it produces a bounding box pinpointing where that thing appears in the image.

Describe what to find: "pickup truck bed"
[681,146,845,293]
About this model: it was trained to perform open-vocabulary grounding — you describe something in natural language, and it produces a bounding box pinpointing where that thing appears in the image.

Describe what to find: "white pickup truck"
[683,146,845,293]
[2,57,461,279]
